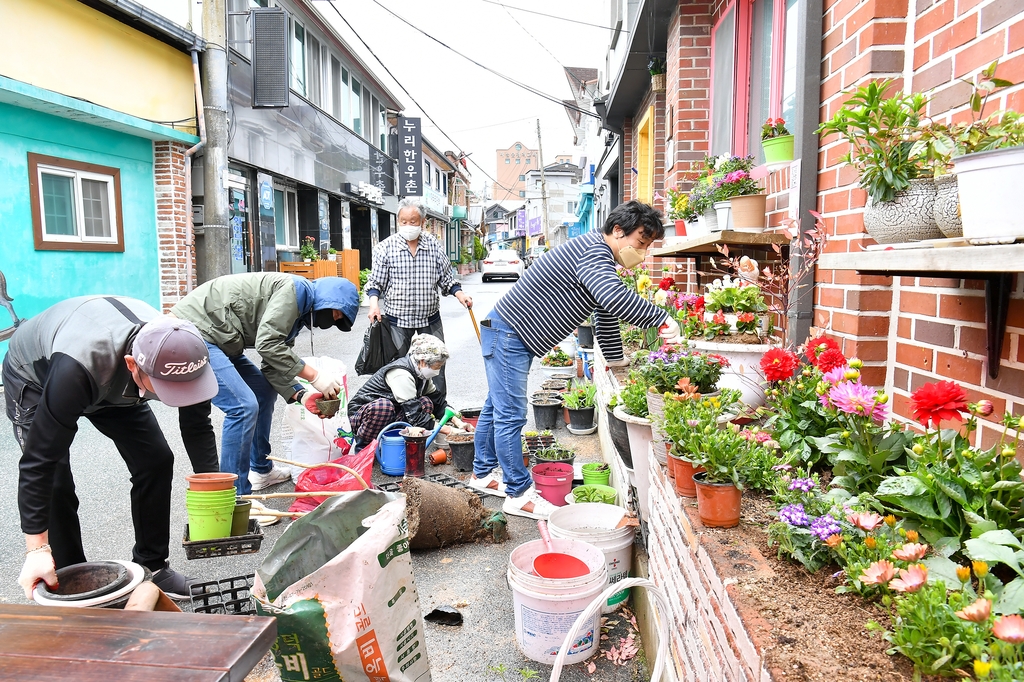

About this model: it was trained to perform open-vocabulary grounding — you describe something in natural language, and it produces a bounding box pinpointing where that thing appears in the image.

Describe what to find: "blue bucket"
[376,421,411,476]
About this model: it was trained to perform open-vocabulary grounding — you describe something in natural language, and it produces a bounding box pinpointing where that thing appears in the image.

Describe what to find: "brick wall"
[154,141,194,311]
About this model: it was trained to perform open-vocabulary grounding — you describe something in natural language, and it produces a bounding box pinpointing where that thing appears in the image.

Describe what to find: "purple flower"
[779,503,810,527]
[822,365,849,385]
[686,419,701,428]
[772,463,793,472]
[810,515,842,542]
[829,381,888,423]
[788,478,815,493]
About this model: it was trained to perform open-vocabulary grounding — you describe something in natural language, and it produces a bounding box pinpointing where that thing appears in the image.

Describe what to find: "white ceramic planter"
[713,201,733,231]
[703,208,720,232]
[953,145,1024,244]
[614,405,652,521]
[687,218,709,238]
[688,339,773,408]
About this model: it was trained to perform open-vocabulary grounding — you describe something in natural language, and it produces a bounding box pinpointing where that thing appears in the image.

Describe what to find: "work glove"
[303,391,325,417]
[658,317,684,345]
[19,546,57,600]
[311,372,343,400]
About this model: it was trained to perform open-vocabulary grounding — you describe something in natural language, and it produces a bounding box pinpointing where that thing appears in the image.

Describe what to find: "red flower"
[911,380,968,427]
[760,348,799,382]
[658,276,674,291]
[805,335,839,365]
[694,296,705,315]
[815,348,848,374]
[712,311,726,325]
[707,353,731,368]
[737,312,756,323]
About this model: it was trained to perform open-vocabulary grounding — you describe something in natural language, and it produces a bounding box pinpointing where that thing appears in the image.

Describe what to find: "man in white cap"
[3,296,219,600]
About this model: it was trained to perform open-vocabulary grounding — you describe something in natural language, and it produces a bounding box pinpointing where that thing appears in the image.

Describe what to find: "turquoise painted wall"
[0,102,160,359]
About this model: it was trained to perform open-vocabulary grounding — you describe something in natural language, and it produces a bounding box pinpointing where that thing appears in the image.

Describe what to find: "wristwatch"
[293,389,307,404]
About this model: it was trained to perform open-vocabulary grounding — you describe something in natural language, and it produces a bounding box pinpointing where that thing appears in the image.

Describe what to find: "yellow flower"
[973,561,989,578]
[864,536,877,550]
[905,530,919,543]
[637,274,652,291]
[956,566,972,583]
[884,515,897,527]
[974,660,992,678]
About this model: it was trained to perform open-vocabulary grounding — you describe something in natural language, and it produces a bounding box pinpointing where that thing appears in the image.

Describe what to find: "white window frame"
[290,17,306,96]
[274,184,299,249]
[35,160,119,246]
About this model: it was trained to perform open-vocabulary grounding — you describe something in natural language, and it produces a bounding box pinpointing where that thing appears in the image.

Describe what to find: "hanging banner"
[397,117,423,197]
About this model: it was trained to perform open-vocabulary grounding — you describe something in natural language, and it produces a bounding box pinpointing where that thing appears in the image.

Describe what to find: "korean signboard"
[397,117,423,197]
[527,216,542,236]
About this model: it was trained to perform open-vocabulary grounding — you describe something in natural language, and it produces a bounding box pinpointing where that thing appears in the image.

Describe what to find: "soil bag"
[285,356,352,480]
[288,442,376,513]
[254,490,431,682]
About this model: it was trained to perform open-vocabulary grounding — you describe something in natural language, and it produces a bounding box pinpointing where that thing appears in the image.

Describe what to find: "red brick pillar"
[154,141,194,311]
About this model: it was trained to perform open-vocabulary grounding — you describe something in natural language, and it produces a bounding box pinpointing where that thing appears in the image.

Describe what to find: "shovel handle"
[538,520,554,553]
[468,308,481,344]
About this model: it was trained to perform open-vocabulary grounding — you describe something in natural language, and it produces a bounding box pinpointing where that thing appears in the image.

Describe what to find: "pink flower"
[892,543,929,562]
[846,512,884,532]
[828,382,888,423]
[889,564,928,593]
[993,615,1024,644]
[860,560,896,586]
[723,170,749,183]
[754,431,773,444]
[955,598,992,623]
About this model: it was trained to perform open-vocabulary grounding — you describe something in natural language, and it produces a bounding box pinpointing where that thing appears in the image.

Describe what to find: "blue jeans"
[473,309,534,497]
[206,343,278,496]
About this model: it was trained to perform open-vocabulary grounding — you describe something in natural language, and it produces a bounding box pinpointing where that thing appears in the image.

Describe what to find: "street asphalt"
[0,272,645,681]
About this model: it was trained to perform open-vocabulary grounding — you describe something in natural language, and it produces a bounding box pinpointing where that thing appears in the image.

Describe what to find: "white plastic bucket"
[508,537,608,665]
[615,405,652,521]
[953,146,1024,244]
[548,503,635,613]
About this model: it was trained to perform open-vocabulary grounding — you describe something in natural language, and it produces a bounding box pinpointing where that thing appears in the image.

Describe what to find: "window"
[515,143,522,151]
[746,0,773,163]
[307,34,322,105]
[29,153,123,252]
[516,158,521,164]
[379,103,388,151]
[710,6,737,155]
[227,0,268,60]
[331,56,344,119]
[291,19,305,95]
[636,106,654,203]
[525,157,531,165]
[505,158,510,164]
[567,201,576,213]
[351,78,362,135]
[273,187,299,248]
[518,174,525,181]
[435,169,441,191]
[666,105,676,170]
[519,191,525,197]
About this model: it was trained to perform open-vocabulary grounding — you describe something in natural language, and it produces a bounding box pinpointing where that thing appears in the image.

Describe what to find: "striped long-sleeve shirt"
[494,230,668,360]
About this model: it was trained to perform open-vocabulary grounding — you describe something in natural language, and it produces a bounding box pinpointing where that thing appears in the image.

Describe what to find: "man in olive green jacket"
[172,273,359,497]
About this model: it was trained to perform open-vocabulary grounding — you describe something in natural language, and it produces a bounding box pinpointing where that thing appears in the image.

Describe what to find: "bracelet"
[26,544,50,555]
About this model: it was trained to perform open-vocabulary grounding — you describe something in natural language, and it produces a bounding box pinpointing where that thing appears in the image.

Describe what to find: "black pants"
[8,383,216,571]
[387,315,447,399]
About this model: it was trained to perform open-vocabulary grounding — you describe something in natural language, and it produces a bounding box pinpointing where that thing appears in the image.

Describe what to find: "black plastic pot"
[534,450,576,466]
[577,324,594,348]
[448,437,476,472]
[531,399,562,431]
[567,406,595,430]
[606,406,634,469]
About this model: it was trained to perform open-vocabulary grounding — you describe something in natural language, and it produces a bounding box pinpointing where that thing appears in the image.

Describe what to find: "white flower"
[654,290,668,306]
[712,279,722,289]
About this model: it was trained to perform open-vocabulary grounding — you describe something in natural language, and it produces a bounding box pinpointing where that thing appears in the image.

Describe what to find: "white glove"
[658,317,684,345]
[19,547,57,600]
[311,372,343,399]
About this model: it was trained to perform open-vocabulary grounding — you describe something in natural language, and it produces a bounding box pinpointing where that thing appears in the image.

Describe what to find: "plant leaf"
[995,577,1024,615]
[923,555,963,587]
[965,538,1024,576]
[977,529,1023,549]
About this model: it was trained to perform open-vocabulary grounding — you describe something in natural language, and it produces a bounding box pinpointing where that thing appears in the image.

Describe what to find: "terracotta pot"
[693,472,741,528]
[672,457,704,498]
[429,450,448,465]
[186,472,238,492]
[728,194,767,232]
[665,445,677,480]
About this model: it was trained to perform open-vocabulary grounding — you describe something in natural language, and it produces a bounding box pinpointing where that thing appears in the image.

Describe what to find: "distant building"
[524,161,583,249]
[494,141,539,202]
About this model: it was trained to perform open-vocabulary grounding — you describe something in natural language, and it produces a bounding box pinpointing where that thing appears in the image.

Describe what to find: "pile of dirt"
[401,477,503,550]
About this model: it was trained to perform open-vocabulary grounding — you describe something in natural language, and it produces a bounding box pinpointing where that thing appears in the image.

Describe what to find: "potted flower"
[682,424,764,528]
[300,236,318,263]
[563,381,598,433]
[612,374,654,520]
[817,80,943,244]
[540,347,573,369]
[664,187,692,237]
[686,154,758,232]
[761,117,794,167]
[715,165,766,232]
[327,247,337,262]
[648,56,666,93]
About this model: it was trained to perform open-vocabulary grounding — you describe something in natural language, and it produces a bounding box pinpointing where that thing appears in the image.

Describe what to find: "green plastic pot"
[762,134,794,166]
[572,484,617,505]
[581,463,611,486]
[187,504,234,541]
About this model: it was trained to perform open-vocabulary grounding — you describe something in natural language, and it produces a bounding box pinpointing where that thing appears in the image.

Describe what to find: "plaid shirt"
[364,233,462,328]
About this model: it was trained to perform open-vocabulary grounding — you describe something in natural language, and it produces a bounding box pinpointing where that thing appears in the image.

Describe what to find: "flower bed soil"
[706,491,938,682]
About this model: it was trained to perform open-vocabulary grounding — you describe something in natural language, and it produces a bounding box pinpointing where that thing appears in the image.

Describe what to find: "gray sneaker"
[152,567,198,600]
[248,465,291,491]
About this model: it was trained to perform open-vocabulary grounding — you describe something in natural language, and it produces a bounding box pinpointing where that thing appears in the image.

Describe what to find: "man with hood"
[171,273,359,499]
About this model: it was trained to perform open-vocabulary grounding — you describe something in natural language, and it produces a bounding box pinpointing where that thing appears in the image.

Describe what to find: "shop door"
[229,186,252,274]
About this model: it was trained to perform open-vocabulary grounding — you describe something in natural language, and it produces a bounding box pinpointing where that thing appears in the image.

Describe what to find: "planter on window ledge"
[862,178,944,244]
[933,174,962,238]
[761,134,795,167]
[651,73,665,92]
[728,194,767,233]
[953,145,1024,244]
[713,201,733,232]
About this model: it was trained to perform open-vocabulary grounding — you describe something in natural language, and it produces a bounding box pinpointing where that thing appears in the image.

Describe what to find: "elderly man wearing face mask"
[346,333,466,452]
[171,273,359,501]
[364,197,472,399]
[468,201,684,519]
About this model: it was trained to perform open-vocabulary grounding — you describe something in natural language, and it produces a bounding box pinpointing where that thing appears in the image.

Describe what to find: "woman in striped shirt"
[467,201,684,519]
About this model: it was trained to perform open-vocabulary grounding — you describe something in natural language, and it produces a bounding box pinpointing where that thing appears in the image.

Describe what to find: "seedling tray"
[189,574,255,616]
[182,519,263,560]
[377,472,486,499]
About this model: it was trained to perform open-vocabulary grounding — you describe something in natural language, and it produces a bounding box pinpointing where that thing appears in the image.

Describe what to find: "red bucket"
[531,462,573,507]
[459,407,482,429]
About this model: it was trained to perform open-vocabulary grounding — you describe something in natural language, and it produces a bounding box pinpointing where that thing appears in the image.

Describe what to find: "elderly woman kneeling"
[347,333,463,451]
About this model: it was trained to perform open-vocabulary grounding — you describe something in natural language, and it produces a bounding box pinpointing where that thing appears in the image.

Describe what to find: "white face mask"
[399,225,421,241]
[418,365,440,380]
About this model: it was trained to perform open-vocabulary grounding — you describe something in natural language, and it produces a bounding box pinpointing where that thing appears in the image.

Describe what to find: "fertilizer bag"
[285,356,352,479]
[254,490,431,682]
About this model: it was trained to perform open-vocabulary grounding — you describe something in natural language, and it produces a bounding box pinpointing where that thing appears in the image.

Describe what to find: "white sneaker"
[467,473,507,497]
[502,486,558,520]
[248,465,290,491]
[249,500,281,527]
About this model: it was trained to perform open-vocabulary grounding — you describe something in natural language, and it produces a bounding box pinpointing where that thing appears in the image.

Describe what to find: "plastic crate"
[189,574,255,616]
[182,519,263,560]
[377,472,485,499]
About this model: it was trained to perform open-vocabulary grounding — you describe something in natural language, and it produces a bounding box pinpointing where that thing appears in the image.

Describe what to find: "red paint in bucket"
[531,462,573,507]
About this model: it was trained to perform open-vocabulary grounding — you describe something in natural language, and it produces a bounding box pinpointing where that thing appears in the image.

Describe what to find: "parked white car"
[481,249,524,282]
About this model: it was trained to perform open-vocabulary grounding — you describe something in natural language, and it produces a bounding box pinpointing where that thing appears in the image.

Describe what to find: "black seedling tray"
[377,472,486,499]
[189,573,255,616]
[182,519,263,560]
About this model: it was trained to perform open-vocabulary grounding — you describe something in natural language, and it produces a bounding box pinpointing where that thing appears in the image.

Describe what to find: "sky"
[312,0,609,198]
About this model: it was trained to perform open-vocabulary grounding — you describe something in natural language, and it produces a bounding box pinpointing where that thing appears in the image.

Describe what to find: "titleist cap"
[132,316,218,407]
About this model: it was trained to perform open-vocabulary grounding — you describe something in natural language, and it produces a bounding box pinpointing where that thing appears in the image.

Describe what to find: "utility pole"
[536,119,551,247]
[201,0,231,281]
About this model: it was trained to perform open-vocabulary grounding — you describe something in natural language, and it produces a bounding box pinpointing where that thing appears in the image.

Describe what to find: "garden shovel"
[533,520,590,579]
[468,307,481,344]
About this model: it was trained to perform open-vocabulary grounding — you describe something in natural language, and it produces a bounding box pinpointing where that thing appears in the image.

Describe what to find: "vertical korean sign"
[398,117,422,197]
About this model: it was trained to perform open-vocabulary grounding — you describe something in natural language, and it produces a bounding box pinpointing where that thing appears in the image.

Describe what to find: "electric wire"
[477,0,630,32]
[322,0,522,199]
[497,1,564,69]
[367,0,602,120]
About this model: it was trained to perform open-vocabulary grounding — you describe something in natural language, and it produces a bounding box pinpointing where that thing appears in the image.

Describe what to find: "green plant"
[619,376,649,419]
[761,116,790,141]
[665,186,689,221]
[473,236,487,260]
[704,279,767,313]
[817,79,930,203]
[762,365,842,467]
[359,268,371,291]
[460,246,473,264]
[535,446,573,462]
[518,668,540,680]
[647,56,665,76]
[299,236,319,260]
[327,246,337,255]
[564,382,597,410]
[636,348,725,395]
[678,423,768,488]
[540,347,573,367]
[573,485,616,503]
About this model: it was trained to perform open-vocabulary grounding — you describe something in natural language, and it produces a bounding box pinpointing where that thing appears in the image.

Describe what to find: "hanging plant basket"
[651,73,666,92]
